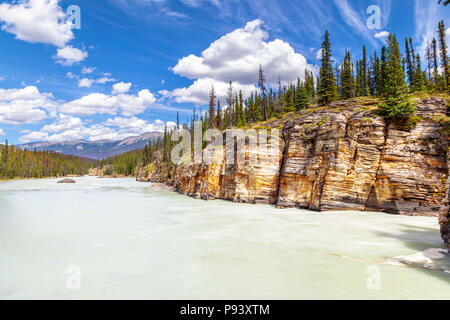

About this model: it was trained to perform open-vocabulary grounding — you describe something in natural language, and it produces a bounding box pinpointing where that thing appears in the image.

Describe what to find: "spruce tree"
[294,83,310,110]
[268,89,275,118]
[216,100,222,129]
[380,46,388,96]
[362,45,369,95]
[377,34,416,120]
[340,50,356,99]
[234,94,242,127]
[258,65,269,127]
[239,90,247,126]
[372,51,382,96]
[412,54,427,92]
[405,38,414,87]
[432,38,441,89]
[248,92,255,122]
[305,69,315,98]
[438,20,449,90]
[318,30,338,105]
[208,86,217,128]
[253,93,262,122]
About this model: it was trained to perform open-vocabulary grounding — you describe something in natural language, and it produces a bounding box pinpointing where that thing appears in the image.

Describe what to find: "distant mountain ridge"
[18,132,163,160]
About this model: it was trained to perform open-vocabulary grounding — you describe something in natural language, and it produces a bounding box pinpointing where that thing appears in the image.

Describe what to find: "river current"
[0,176,448,299]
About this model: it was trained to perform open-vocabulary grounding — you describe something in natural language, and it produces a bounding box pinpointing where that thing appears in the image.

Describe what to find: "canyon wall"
[136,98,449,249]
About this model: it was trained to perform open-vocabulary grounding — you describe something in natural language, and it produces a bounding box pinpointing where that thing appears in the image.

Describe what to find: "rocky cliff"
[136,97,450,249]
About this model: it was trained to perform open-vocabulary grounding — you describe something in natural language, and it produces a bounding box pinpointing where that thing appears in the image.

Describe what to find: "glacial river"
[0,176,448,299]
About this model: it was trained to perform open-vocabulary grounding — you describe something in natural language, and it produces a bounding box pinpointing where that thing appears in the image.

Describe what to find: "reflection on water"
[0,176,448,300]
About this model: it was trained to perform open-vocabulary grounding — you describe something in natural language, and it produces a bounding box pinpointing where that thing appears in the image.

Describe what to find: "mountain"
[18,132,163,160]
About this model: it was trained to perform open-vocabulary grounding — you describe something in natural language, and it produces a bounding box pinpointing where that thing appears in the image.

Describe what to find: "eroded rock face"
[138,132,285,204]
[88,167,105,176]
[136,98,449,247]
[441,143,450,251]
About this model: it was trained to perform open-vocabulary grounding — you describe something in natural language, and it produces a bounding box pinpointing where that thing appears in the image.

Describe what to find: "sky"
[0,0,448,144]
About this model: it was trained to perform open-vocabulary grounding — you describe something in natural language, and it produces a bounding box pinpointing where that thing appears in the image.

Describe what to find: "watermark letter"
[67,5,81,30]
[366,265,381,290]
[66,265,81,290]
[366,5,381,30]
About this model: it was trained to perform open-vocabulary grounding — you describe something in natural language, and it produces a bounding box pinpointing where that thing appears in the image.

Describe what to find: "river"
[0,176,448,299]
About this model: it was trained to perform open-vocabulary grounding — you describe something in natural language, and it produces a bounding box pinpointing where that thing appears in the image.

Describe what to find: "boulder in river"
[57,178,76,184]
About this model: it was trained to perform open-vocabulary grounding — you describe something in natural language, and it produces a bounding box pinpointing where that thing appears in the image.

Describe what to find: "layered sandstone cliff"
[136,97,449,248]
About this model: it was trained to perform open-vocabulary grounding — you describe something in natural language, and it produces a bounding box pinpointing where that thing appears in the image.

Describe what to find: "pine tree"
[208,85,217,128]
[412,54,427,92]
[377,34,416,120]
[226,81,234,124]
[294,83,310,110]
[335,63,341,97]
[380,46,388,96]
[438,20,449,90]
[340,50,356,99]
[425,40,433,82]
[318,30,338,105]
[234,94,242,127]
[409,38,416,73]
[405,38,414,87]
[362,45,369,95]
[432,38,441,89]
[223,107,230,130]
[239,90,247,126]
[216,100,222,129]
[368,55,376,96]
[162,124,168,163]
[254,94,262,122]
[268,89,275,118]
[258,65,269,127]
[305,69,315,98]
[248,92,255,122]
[372,51,382,96]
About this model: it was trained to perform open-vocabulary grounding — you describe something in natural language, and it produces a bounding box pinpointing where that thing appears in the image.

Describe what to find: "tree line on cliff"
[136,19,450,168]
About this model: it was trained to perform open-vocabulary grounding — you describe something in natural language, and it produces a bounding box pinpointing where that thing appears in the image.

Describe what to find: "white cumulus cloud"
[0,0,74,48]
[53,46,88,66]
[374,31,390,39]
[81,66,96,74]
[0,86,56,125]
[169,19,318,105]
[78,78,95,88]
[77,77,116,88]
[59,89,156,116]
[112,82,132,95]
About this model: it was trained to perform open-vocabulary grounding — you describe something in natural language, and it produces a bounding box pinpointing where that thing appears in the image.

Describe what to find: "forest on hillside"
[0,140,91,179]
[93,149,146,177]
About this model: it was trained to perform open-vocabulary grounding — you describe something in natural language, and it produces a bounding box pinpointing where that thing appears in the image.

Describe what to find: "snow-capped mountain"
[18,132,163,160]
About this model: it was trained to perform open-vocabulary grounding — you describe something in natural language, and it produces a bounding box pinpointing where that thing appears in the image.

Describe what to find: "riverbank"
[0,175,85,184]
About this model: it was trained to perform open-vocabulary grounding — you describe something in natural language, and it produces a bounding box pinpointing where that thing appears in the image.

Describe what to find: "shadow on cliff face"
[375,224,450,282]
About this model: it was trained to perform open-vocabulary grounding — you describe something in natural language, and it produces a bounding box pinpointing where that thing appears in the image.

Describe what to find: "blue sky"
[0,0,448,144]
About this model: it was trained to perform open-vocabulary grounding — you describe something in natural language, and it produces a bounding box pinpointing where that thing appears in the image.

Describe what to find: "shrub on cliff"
[376,97,416,120]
